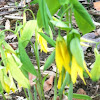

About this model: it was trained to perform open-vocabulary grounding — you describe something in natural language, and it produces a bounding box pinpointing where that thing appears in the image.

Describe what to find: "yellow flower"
[55,36,71,89]
[0,68,16,93]
[57,70,66,89]
[71,56,91,84]
[39,34,48,53]
[38,28,48,53]
[55,36,71,74]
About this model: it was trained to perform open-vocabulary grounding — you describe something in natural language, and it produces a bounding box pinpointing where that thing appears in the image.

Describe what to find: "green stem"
[34,85,37,100]
[23,9,35,20]
[23,88,29,100]
[35,41,45,100]
[29,40,45,100]
[59,67,65,100]
[54,68,58,100]
[28,89,34,100]
[2,93,6,100]
[69,5,73,30]
[0,29,16,34]
[60,4,72,21]
[66,4,70,34]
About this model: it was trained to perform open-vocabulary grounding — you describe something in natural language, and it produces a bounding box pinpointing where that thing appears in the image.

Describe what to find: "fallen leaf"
[73,88,86,100]
[44,75,54,92]
[62,95,68,100]
[29,73,36,86]
[5,19,10,30]
[9,43,17,50]
[94,1,100,11]
[95,29,100,36]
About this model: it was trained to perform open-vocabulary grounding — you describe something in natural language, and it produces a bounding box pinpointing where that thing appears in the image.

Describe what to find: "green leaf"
[18,41,37,76]
[37,0,60,28]
[67,29,80,49]
[0,69,10,93]
[3,41,15,54]
[58,0,68,5]
[30,0,38,5]
[71,0,95,34]
[20,20,37,48]
[91,54,100,81]
[42,74,48,85]
[43,50,55,71]
[0,45,7,67]
[50,19,70,31]
[59,72,71,94]
[20,67,29,79]
[68,82,73,100]
[70,37,84,68]
[38,0,49,33]
[0,32,5,45]
[38,32,56,47]
[65,93,92,100]
[0,82,3,94]
[7,53,30,89]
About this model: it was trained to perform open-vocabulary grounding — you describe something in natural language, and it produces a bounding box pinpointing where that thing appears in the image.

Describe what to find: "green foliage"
[70,37,84,68]
[18,41,37,76]
[7,53,30,89]
[58,0,68,5]
[20,20,37,48]
[43,50,55,71]
[50,17,70,31]
[37,0,60,28]
[70,0,95,34]
[65,93,92,100]
[38,32,56,47]
[91,54,100,81]
[0,82,3,94]
[68,82,73,100]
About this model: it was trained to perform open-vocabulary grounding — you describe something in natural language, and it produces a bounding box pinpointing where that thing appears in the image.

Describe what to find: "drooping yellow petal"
[4,83,10,93]
[57,73,62,89]
[55,41,64,72]
[84,61,91,78]
[60,40,71,74]
[57,71,65,89]
[39,35,48,53]
[78,67,86,85]
[71,56,86,84]
[71,56,78,84]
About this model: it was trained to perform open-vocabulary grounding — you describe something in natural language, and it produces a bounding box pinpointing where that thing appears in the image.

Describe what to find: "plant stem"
[54,68,58,100]
[23,88,29,100]
[2,93,6,100]
[35,41,45,100]
[59,67,65,100]
[34,85,37,100]
[28,89,34,100]
[30,40,45,100]
[23,9,35,20]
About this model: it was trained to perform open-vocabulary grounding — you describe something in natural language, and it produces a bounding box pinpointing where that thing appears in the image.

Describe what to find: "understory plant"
[0,0,100,100]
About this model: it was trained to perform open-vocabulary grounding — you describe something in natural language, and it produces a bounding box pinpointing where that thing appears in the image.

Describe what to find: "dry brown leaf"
[5,19,10,30]
[29,73,36,86]
[95,29,100,36]
[52,95,68,100]
[62,95,68,100]
[94,1,100,11]
[44,75,54,92]
[73,88,86,100]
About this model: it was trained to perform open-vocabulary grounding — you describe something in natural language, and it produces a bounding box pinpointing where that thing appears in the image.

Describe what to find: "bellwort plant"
[0,0,100,100]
